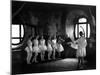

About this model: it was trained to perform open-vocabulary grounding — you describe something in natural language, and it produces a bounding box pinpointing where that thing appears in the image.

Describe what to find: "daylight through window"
[12,24,24,48]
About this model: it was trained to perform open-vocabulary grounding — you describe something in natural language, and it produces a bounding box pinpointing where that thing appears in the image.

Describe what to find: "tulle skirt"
[76,48,86,57]
[39,45,47,51]
[57,44,64,52]
[47,44,53,51]
[33,46,40,53]
[52,44,57,50]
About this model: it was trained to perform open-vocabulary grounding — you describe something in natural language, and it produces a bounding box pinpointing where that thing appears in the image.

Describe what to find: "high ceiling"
[12,1,96,25]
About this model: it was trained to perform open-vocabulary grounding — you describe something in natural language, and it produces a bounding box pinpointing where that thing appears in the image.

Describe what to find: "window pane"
[12,45,18,48]
[12,25,19,37]
[75,24,90,38]
[12,39,20,44]
[79,24,86,37]
[79,18,87,23]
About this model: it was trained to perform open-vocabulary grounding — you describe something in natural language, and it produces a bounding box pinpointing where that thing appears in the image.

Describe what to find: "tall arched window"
[12,24,24,48]
[75,17,90,38]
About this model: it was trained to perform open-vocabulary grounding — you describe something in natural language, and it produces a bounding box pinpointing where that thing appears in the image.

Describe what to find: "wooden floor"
[12,58,91,74]
[12,44,96,74]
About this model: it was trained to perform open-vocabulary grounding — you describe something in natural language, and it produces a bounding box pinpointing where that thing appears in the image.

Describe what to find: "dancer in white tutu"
[74,31,87,68]
[47,36,53,60]
[32,35,40,63]
[39,35,47,61]
[25,38,33,64]
[57,36,64,58]
[51,35,57,59]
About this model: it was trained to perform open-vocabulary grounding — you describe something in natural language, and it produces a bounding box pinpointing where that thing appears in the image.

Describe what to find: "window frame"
[74,16,90,38]
[12,24,24,45]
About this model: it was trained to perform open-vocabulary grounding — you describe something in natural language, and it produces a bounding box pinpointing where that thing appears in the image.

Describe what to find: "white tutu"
[52,39,57,49]
[33,46,40,53]
[70,43,78,49]
[39,39,47,51]
[75,36,87,57]
[52,44,57,49]
[57,44,64,52]
[25,46,32,53]
[39,45,47,51]
[47,44,53,51]
[25,47,30,53]
[76,48,86,57]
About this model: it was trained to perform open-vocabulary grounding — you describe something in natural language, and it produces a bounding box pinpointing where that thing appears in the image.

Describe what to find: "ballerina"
[47,36,53,60]
[68,31,87,69]
[56,36,64,58]
[39,35,47,61]
[51,35,57,60]
[74,31,87,69]
[32,35,40,63]
[25,38,33,64]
